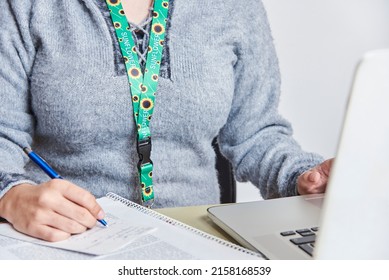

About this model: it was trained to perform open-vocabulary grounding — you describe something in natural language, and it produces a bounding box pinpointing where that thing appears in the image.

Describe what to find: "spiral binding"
[106,192,263,258]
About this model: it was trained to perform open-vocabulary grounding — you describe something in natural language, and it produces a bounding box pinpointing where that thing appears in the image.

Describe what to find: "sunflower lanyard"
[106,0,168,207]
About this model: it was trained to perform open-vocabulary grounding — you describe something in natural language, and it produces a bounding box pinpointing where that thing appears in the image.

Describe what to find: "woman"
[0,0,332,241]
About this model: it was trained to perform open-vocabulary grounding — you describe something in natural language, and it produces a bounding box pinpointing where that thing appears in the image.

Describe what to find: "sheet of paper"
[0,195,263,260]
[96,196,264,260]
[0,234,93,260]
[0,212,155,255]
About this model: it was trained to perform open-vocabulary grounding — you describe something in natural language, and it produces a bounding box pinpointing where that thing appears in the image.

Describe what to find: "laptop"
[207,49,389,259]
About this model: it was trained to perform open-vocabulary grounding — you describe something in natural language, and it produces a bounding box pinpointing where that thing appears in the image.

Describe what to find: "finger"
[298,171,326,194]
[54,180,105,220]
[31,181,96,229]
[12,206,87,238]
[13,222,71,242]
[51,197,97,229]
[32,225,72,242]
[45,210,88,234]
[316,158,333,178]
[304,171,321,183]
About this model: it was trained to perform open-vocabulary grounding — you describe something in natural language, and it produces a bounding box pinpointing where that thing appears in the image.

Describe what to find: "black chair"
[212,138,236,203]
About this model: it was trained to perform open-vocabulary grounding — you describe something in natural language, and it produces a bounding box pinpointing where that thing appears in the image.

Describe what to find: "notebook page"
[0,208,155,255]
[98,195,263,260]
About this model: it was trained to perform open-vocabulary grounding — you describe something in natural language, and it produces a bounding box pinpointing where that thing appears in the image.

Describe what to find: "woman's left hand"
[297,158,334,195]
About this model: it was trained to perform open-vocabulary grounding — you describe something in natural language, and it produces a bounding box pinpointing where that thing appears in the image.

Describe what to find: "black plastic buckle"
[137,138,152,167]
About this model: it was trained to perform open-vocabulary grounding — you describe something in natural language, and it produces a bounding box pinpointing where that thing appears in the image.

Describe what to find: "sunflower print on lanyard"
[106,0,169,207]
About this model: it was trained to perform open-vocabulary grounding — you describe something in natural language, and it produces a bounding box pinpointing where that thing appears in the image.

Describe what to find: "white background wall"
[237,0,389,202]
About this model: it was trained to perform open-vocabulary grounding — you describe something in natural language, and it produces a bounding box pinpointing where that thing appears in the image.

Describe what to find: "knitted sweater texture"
[0,0,323,207]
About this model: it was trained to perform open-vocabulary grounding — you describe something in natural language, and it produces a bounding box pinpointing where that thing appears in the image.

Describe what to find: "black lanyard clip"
[137,138,152,167]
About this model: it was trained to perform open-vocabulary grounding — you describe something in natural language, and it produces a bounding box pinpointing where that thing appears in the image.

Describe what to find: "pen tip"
[99,219,108,227]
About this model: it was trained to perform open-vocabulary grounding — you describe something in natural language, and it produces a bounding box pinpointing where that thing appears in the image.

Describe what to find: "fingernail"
[97,210,105,220]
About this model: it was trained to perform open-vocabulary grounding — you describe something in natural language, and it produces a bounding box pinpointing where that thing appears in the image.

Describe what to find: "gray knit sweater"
[0,0,323,207]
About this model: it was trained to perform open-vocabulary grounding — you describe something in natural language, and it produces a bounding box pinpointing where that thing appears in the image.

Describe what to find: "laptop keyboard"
[280,227,319,257]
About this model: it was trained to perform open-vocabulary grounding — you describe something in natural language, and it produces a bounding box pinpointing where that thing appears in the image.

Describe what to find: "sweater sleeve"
[218,0,324,199]
[0,0,37,198]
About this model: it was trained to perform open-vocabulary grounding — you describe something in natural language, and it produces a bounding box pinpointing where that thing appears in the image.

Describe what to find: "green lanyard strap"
[106,0,168,207]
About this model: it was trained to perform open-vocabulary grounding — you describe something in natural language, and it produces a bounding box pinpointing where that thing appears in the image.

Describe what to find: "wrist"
[0,183,35,220]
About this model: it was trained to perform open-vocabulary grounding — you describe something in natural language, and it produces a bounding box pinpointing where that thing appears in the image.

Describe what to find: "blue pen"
[23,147,108,227]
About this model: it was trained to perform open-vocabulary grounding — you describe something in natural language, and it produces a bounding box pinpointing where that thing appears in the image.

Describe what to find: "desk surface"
[156,204,238,245]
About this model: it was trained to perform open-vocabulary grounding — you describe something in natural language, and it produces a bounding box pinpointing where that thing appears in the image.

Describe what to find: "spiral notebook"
[0,192,263,260]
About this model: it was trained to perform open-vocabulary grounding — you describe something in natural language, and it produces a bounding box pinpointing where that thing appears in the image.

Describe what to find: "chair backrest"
[212,138,236,203]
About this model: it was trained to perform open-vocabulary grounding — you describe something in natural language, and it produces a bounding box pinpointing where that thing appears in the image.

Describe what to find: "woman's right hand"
[0,180,105,242]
